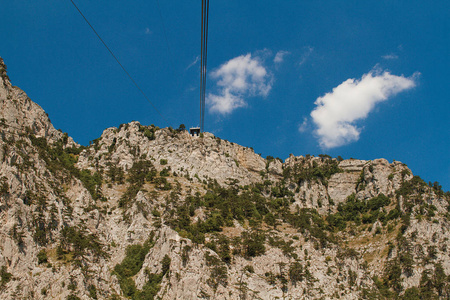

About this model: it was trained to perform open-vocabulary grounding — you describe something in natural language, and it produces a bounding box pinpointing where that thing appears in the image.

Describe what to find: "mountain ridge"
[0,57,449,299]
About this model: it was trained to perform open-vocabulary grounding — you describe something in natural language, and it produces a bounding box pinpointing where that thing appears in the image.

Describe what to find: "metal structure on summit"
[199,0,210,133]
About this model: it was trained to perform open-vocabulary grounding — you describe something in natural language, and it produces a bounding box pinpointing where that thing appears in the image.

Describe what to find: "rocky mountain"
[0,57,449,300]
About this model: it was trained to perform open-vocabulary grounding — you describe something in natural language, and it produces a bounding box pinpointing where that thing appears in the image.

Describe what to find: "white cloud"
[208,54,273,114]
[208,89,247,114]
[310,70,419,148]
[274,50,290,63]
[382,53,399,60]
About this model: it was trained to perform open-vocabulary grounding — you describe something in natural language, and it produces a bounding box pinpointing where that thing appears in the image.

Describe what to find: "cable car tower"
[190,0,209,136]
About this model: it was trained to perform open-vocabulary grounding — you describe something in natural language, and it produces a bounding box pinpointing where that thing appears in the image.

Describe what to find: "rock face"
[0,57,449,300]
[0,58,73,145]
[76,123,266,187]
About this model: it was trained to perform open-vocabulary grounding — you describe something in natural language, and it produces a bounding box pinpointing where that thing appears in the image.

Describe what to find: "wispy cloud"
[186,55,200,70]
[310,69,419,148]
[208,54,273,114]
[145,27,152,35]
[298,117,308,133]
[274,50,290,63]
[299,46,314,66]
[382,53,399,60]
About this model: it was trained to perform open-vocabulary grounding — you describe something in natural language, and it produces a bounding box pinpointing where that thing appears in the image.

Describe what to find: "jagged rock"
[76,122,266,186]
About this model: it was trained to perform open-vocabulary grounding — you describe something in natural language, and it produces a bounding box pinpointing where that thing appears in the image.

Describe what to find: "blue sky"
[1,1,449,190]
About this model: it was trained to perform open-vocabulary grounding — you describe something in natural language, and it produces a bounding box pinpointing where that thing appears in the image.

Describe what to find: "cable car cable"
[199,0,205,131]
[68,0,171,127]
[199,0,209,132]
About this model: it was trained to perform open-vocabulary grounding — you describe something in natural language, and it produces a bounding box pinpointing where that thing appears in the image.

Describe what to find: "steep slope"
[0,57,449,300]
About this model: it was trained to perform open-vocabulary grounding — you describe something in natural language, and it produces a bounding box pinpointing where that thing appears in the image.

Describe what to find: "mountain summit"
[0,57,449,299]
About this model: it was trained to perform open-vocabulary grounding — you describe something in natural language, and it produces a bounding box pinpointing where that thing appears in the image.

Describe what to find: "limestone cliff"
[0,57,449,300]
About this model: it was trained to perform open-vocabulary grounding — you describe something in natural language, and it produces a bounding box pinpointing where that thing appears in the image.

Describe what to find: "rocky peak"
[0,57,73,145]
[0,57,12,98]
[76,121,267,186]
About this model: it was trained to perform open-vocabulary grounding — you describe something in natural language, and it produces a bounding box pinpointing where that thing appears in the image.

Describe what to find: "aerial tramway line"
[69,0,210,135]
[190,0,210,137]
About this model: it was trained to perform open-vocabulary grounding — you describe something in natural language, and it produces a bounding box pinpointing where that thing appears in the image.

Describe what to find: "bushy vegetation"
[37,249,48,264]
[30,193,60,246]
[289,261,304,286]
[286,207,335,248]
[119,159,173,208]
[166,180,337,257]
[241,230,266,257]
[107,163,125,184]
[78,169,102,200]
[0,266,12,288]
[0,176,8,195]
[375,262,450,299]
[397,175,427,195]
[119,160,157,208]
[58,226,107,261]
[327,193,397,231]
[29,135,103,200]
[205,252,228,290]
[138,124,158,141]
[114,234,155,279]
[167,185,270,245]
[283,157,342,185]
[114,233,168,299]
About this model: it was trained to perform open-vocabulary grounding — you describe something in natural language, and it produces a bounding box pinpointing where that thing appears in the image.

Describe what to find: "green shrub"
[139,125,157,140]
[0,177,8,195]
[284,158,342,185]
[88,285,97,300]
[60,226,107,260]
[242,231,266,257]
[114,236,155,279]
[114,233,160,298]
[114,236,168,300]
[244,265,255,273]
[327,193,395,231]
[0,266,12,287]
[37,249,48,264]
[159,168,170,177]
[128,160,157,185]
[289,262,304,285]
[137,271,163,299]
[78,169,102,200]
[107,164,125,184]
[161,255,171,275]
